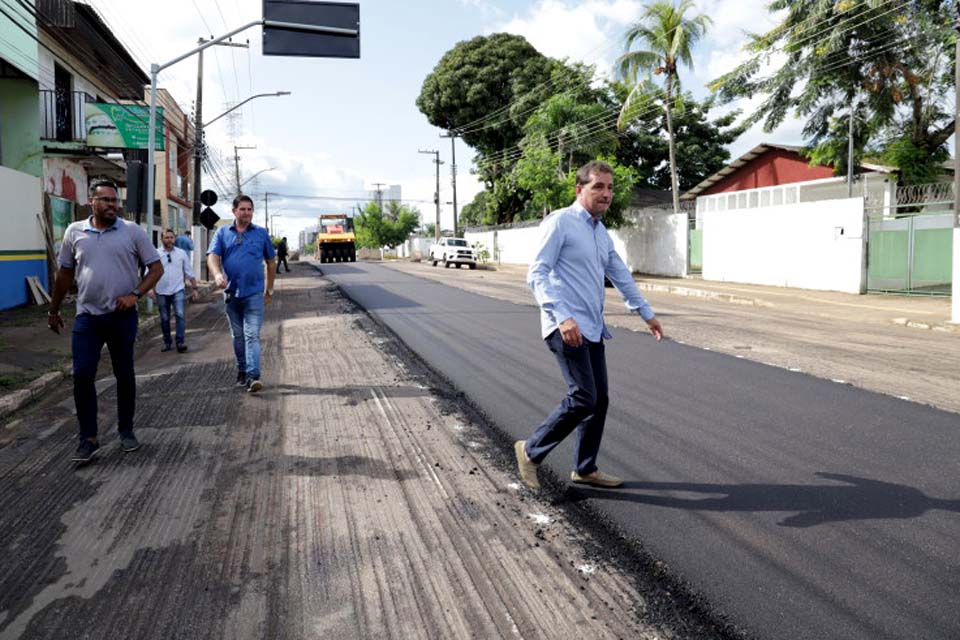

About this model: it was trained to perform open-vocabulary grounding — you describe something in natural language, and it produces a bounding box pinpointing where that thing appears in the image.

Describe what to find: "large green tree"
[416,33,559,157]
[710,0,953,184]
[617,0,711,212]
[611,81,745,192]
[354,202,420,249]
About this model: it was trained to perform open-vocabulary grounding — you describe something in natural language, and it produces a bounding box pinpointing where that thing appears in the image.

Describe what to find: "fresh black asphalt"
[320,261,960,640]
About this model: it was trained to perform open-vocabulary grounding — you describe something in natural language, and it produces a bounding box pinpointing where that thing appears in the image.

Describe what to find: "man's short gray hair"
[575,161,614,186]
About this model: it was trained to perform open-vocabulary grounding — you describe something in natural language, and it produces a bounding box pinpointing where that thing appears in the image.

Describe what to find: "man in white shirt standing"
[154,229,198,353]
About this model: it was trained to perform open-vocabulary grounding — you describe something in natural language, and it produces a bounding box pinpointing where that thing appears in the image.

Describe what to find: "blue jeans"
[156,289,186,346]
[72,308,139,441]
[525,329,609,476]
[225,293,264,380]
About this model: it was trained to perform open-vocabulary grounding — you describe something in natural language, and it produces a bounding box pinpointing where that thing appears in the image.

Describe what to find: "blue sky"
[92,0,792,246]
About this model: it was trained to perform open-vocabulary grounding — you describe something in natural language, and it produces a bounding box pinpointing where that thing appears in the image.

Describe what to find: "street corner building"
[0,0,202,310]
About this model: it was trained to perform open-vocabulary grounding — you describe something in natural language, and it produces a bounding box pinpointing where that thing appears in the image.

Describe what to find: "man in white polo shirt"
[153,229,199,353]
[47,180,163,464]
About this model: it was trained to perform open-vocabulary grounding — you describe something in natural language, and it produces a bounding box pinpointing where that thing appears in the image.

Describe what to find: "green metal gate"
[688,217,702,275]
[866,183,954,295]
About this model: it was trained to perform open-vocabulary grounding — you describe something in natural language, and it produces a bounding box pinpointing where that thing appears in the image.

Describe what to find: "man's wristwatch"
[133,288,144,299]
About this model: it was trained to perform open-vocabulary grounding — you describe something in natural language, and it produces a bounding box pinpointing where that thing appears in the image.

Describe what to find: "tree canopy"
[710,0,954,183]
[354,202,420,249]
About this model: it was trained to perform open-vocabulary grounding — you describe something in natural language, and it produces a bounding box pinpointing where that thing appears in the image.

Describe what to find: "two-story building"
[149,88,194,235]
[0,2,46,309]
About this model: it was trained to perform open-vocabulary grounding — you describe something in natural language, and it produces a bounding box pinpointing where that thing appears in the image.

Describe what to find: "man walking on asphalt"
[47,180,163,463]
[153,229,199,353]
[276,236,290,274]
[207,194,276,393]
[515,160,664,490]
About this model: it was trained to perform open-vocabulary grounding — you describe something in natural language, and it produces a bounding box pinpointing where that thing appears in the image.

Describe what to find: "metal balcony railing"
[40,89,94,142]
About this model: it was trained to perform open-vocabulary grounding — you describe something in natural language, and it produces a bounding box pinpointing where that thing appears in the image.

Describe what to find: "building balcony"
[40,89,94,143]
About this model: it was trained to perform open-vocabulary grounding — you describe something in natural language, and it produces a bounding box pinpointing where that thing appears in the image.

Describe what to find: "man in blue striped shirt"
[515,161,664,489]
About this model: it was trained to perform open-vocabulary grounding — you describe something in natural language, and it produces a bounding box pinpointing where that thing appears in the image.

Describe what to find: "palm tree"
[617,0,711,213]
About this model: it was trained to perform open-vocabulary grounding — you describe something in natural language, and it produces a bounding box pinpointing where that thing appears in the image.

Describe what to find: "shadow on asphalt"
[316,264,366,275]
[336,284,421,309]
[555,472,960,528]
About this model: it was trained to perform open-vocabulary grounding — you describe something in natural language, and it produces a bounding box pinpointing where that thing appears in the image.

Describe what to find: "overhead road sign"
[263,1,360,58]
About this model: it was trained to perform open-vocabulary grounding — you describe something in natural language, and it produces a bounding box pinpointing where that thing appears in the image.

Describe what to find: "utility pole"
[441,131,459,236]
[233,145,256,194]
[192,37,248,232]
[419,149,443,241]
[847,99,856,198]
[372,181,385,213]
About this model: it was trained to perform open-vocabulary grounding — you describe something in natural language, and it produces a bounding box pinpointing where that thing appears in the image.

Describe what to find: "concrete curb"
[635,280,774,308]
[0,369,67,423]
[891,318,960,333]
[0,285,216,424]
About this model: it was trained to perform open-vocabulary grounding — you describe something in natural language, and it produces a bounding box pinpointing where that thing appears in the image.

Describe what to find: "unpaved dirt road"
[0,265,727,640]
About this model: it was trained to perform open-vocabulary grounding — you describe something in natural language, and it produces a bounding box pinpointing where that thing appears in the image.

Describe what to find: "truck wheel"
[444,260,450,268]
[431,257,438,267]
[469,263,477,270]
[456,263,462,269]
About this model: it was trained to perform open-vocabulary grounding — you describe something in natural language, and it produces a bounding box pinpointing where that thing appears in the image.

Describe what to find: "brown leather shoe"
[514,440,540,489]
[570,470,623,488]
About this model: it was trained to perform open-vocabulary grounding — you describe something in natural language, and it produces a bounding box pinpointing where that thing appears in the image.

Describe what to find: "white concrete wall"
[465,225,542,265]
[0,166,43,251]
[398,236,432,259]
[702,197,865,293]
[614,212,687,277]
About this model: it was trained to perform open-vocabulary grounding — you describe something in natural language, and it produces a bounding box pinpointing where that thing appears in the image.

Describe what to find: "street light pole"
[233,145,256,195]
[147,19,352,250]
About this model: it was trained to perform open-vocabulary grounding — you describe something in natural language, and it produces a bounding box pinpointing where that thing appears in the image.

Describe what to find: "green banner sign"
[85,103,165,150]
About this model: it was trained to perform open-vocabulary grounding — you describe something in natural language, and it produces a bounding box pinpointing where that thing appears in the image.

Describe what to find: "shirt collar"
[82,215,122,232]
[570,201,599,227]
[229,222,258,232]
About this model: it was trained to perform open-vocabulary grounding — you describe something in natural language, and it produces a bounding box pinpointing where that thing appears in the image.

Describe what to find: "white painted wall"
[0,166,43,251]
[614,211,687,277]
[398,236,432,259]
[465,212,687,277]
[465,225,542,265]
[702,197,865,293]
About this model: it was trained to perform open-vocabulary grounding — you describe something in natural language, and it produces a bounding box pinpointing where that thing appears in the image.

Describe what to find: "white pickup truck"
[429,237,477,269]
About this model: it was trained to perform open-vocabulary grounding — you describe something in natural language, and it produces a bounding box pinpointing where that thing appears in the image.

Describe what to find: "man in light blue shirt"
[515,160,664,490]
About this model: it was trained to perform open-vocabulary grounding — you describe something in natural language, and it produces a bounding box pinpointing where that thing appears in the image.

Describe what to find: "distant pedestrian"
[276,236,290,273]
[153,229,199,353]
[47,180,163,464]
[174,229,194,258]
[515,160,664,490]
[207,195,276,393]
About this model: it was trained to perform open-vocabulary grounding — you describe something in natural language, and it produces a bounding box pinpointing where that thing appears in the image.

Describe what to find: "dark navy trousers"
[525,329,609,476]
[72,308,138,440]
